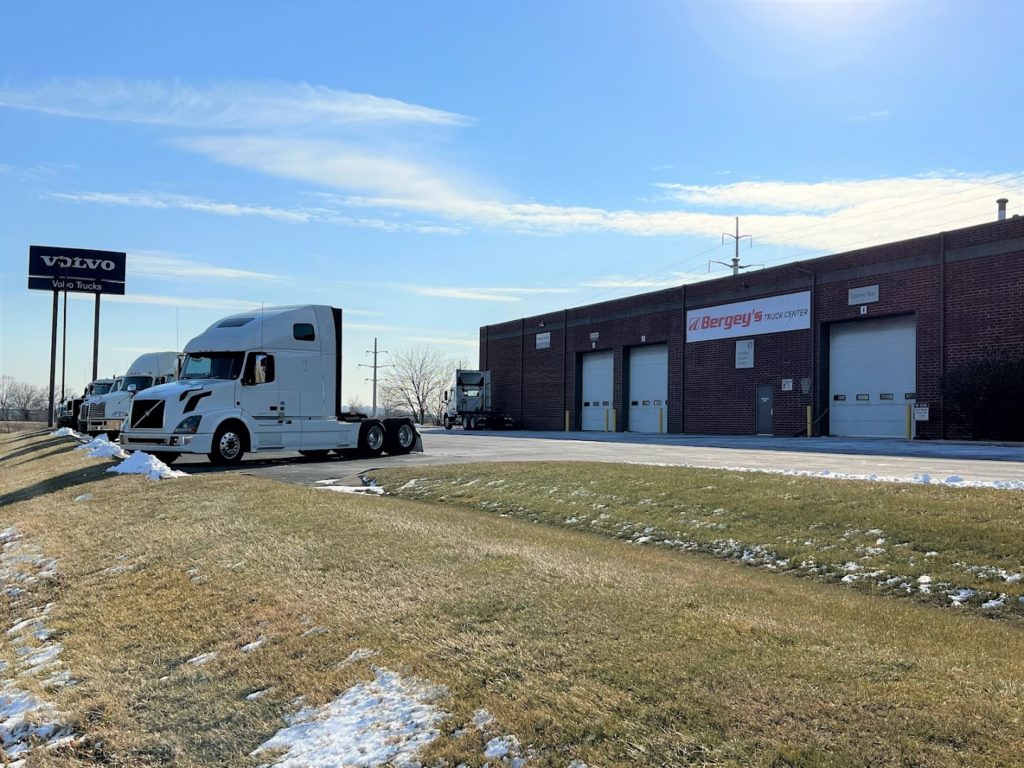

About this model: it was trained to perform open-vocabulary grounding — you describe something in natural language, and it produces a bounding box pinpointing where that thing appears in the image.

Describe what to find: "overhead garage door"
[829,315,916,438]
[581,350,613,431]
[628,345,668,433]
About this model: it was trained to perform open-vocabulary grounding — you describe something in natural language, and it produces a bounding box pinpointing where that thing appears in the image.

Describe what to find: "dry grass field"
[2,429,1023,767]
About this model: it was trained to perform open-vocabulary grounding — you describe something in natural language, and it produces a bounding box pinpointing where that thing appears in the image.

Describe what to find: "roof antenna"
[709,216,762,275]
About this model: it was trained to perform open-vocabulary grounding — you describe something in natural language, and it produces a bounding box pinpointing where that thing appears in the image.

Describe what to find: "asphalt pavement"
[173,428,1024,488]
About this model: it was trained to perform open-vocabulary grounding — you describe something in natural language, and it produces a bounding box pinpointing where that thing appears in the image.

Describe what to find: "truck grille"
[130,399,165,429]
[87,402,105,419]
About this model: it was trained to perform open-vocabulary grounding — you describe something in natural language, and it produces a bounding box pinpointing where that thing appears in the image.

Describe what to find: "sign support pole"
[47,291,58,427]
[92,293,101,381]
[60,290,68,402]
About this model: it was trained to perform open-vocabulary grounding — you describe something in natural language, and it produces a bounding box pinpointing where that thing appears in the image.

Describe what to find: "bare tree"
[8,380,48,421]
[0,375,14,420]
[379,345,456,425]
[345,394,366,414]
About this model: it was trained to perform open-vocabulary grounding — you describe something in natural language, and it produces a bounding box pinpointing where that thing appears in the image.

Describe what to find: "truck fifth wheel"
[119,305,421,464]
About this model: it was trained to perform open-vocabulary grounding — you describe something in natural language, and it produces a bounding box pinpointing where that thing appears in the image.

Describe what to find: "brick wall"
[481,217,1024,438]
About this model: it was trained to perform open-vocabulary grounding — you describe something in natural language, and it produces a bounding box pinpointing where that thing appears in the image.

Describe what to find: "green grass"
[370,462,1024,615]
[2,432,1024,767]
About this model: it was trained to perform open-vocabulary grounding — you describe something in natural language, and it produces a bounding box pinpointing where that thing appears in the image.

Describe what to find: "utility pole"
[709,217,758,275]
[358,337,388,418]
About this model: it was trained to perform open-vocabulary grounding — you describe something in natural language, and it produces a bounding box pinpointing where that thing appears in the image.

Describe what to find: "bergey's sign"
[687,291,810,342]
[28,245,126,295]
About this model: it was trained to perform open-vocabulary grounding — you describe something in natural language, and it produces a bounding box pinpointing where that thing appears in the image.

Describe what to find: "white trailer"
[120,305,420,464]
[83,351,180,437]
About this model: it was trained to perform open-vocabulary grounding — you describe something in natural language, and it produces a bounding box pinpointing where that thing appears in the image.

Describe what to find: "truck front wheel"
[209,422,248,465]
[443,416,452,431]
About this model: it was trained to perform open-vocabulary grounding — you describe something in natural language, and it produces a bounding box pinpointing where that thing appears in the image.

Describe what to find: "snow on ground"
[50,428,81,439]
[106,452,187,480]
[626,461,1024,491]
[74,435,128,460]
[0,528,76,762]
[186,651,219,666]
[317,484,385,496]
[340,648,376,666]
[253,667,447,767]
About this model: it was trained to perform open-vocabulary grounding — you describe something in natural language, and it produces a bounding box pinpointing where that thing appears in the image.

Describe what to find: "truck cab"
[442,369,513,430]
[119,305,419,464]
[83,352,180,438]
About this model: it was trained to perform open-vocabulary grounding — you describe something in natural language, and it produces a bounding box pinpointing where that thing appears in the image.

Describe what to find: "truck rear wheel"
[384,418,417,455]
[358,421,386,458]
[209,422,247,465]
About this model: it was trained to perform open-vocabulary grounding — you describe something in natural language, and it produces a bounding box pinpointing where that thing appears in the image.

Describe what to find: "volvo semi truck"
[83,352,180,438]
[441,369,513,430]
[119,305,420,464]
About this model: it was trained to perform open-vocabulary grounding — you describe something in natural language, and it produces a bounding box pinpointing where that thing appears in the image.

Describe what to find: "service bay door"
[628,344,668,433]
[581,350,614,431]
[829,315,916,437]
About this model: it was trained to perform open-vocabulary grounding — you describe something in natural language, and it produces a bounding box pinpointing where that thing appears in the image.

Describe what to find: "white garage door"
[628,345,668,433]
[581,350,613,431]
[829,315,916,438]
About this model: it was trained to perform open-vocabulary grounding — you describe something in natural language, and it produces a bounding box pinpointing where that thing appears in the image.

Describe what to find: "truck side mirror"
[127,384,137,392]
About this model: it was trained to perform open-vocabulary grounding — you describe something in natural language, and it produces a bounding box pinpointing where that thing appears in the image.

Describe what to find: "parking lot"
[176,428,1024,488]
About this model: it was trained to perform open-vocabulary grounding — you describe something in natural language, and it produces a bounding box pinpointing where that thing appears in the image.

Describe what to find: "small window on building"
[602,401,609,406]
[856,394,869,401]
[833,394,847,401]
[642,400,651,406]
[880,393,894,400]
[293,323,316,341]
[631,401,639,406]
[654,400,662,405]
[905,392,917,400]
[584,401,591,407]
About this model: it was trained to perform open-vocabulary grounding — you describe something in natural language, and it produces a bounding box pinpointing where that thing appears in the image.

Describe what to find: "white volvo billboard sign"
[687,291,810,342]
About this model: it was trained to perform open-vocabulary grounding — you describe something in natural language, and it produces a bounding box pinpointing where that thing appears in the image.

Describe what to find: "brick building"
[479,212,1024,439]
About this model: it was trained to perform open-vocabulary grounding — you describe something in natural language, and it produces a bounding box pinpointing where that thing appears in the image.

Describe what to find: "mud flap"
[413,430,424,452]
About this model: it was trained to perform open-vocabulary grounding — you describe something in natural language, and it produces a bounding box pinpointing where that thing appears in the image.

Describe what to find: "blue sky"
[2,1,1022,404]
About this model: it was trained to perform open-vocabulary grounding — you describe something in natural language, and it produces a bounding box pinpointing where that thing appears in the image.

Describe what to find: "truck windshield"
[123,375,154,392]
[111,379,125,392]
[181,352,245,380]
[92,382,112,395]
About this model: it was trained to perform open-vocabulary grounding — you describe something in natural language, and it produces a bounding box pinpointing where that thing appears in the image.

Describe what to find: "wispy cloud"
[0,78,470,129]
[581,271,716,290]
[50,190,309,223]
[402,285,573,302]
[850,109,890,122]
[68,292,260,312]
[130,250,286,283]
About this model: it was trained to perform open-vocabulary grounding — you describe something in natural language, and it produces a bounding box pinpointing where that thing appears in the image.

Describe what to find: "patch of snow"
[75,434,128,459]
[300,626,326,638]
[51,427,80,438]
[106,452,187,480]
[340,648,377,666]
[73,493,92,502]
[472,708,494,730]
[484,734,525,766]
[240,637,265,653]
[318,485,385,496]
[949,588,976,606]
[246,688,273,701]
[982,594,1007,609]
[253,667,447,767]
[924,551,938,557]
[186,651,218,666]
[400,479,419,491]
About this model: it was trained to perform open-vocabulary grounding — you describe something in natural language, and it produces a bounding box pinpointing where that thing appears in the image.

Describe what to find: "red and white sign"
[686,291,810,342]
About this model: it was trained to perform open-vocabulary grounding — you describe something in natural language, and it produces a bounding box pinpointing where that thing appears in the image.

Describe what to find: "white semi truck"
[83,352,180,438]
[120,305,420,464]
[441,369,514,430]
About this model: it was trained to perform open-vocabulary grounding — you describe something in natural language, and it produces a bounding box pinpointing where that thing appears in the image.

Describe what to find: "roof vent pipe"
[997,198,1008,221]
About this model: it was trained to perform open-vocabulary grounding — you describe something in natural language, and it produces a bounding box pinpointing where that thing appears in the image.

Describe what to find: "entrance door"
[581,350,613,431]
[628,344,668,433]
[756,384,773,435]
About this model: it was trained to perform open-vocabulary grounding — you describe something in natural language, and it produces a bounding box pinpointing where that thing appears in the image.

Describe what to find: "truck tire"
[462,415,470,430]
[469,416,478,430]
[384,418,417,455]
[358,420,386,458]
[209,422,248,465]
[443,416,452,431]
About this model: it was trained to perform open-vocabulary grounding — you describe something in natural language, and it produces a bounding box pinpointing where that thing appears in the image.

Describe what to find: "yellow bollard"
[565,409,570,432]
[806,405,812,437]
[906,404,912,440]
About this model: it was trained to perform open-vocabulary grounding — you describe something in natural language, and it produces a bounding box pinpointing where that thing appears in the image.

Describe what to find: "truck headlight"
[173,415,202,434]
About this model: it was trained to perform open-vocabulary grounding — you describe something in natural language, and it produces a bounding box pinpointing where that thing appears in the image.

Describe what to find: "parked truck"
[119,305,420,464]
[83,352,180,438]
[76,377,117,433]
[441,369,513,430]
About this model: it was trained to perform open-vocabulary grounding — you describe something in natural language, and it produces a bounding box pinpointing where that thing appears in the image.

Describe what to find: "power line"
[357,337,388,418]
